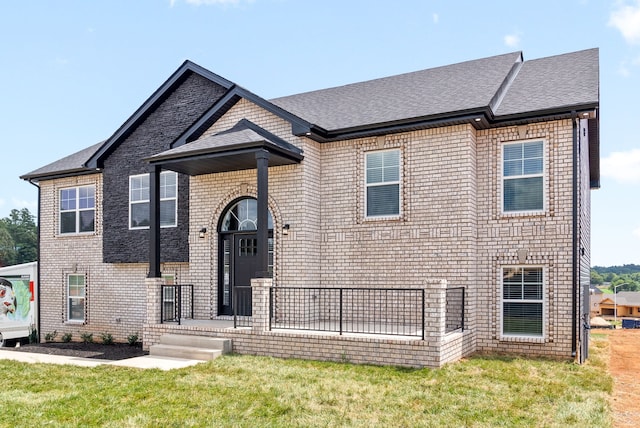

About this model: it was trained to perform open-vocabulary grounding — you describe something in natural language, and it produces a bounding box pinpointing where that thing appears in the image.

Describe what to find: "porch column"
[256,149,270,278]
[251,277,272,331]
[148,165,161,278]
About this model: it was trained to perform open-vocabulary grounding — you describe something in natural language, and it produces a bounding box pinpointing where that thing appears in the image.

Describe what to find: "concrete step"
[149,343,224,361]
[158,334,232,353]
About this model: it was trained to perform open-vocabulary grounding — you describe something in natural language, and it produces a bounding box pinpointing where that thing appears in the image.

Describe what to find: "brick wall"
[475,120,576,359]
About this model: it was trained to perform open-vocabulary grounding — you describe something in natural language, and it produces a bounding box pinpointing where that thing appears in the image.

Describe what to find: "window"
[502,141,544,213]
[67,274,85,322]
[502,267,543,337]
[129,171,177,229]
[365,149,400,217]
[60,186,95,234]
[162,274,176,321]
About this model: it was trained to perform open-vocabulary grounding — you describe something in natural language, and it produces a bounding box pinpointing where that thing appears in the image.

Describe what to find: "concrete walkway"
[0,349,204,370]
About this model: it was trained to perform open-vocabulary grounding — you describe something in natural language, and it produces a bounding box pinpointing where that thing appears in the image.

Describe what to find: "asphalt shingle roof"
[21,49,599,181]
[21,142,104,181]
[270,52,522,131]
[494,48,599,117]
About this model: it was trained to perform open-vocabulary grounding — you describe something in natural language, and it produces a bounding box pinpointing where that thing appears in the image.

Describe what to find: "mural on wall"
[0,277,31,321]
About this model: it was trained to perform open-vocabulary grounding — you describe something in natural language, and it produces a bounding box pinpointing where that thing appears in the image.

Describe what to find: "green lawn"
[0,336,612,427]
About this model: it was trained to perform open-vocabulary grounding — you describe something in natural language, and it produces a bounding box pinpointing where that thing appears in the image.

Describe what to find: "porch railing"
[445,287,465,333]
[160,284,194,325]
[233,286,253,328]
[269,287,426,339]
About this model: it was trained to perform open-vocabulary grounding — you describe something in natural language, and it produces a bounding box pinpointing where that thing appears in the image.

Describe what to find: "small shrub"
[127,333,139,346]
[80,332,93,343]
[29,326,39,344]
[61,333,72,343]
[44,330,58,342]
[100,332,114,345]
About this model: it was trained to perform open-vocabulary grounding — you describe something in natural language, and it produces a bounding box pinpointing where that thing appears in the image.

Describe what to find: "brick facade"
[33,56,596,367]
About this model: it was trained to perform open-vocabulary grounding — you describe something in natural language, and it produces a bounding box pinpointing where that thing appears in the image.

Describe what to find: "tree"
[0,223,16,266]
[0,208,37,266]
[590,269,604,285]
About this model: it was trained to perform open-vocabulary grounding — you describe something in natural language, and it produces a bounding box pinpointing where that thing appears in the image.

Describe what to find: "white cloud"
[11,198,37,213]
[634,226,640,239]
[432,13,439,24]
[504,33,521,48]
[618,60,632,76]
[609,0,640,45]
[601,148,640,183]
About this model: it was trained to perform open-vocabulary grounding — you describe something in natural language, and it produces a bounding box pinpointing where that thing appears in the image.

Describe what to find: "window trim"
[59,185,96,235]
[128,171,178,230]
[364,148,402,219]
[500,265,545,340]
[500,139,546,215]
[67,273,86,323]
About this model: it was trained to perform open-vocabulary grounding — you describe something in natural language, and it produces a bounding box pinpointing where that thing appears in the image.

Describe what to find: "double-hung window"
[502,267,543,337]
[502,141,544,213]
[67,274,85,322]
[365,149,400,218]
[60,185,95,234]
[129,171,177,229]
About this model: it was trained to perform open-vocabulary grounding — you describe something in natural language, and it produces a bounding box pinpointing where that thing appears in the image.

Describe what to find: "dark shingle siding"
[102,72,228,263]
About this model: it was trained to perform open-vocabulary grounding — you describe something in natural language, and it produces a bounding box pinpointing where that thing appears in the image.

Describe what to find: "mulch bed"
[4,341,148,361]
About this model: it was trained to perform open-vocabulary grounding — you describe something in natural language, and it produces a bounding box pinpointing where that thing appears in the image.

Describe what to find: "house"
[589,285,604,317]
[600,292,640,319]
[21,48,600,367]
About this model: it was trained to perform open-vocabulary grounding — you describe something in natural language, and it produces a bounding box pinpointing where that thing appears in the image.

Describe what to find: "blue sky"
[1,0,639,267]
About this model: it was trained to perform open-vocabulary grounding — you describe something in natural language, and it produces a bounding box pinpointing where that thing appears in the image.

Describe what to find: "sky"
[0,0,639,267]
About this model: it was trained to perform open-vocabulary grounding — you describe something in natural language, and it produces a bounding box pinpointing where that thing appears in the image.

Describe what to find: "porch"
[143,278,472,368]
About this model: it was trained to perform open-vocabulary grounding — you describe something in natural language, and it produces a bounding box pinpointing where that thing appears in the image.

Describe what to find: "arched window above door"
[219,197,273,232]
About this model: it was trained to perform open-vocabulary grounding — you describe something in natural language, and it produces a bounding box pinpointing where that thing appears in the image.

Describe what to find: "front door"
[218,197,274,316]
[233,234,257,316]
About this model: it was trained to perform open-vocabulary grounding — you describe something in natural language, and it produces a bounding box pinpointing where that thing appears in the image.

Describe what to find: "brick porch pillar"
[145,277,164,325]
[251,277,272,332]
[423,279,448,340]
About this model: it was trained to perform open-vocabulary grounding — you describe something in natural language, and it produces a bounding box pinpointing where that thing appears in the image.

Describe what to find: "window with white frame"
[162,274,176,321]
[502,266,543,337]
[129,171,177,229]
[67,274,85,322]
[365,149,400,218]
[502,140,544,213]
[60,186,95,234]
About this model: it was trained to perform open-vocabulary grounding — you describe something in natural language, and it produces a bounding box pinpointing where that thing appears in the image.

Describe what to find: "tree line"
[591,264,640,292]
[0,208,37,267]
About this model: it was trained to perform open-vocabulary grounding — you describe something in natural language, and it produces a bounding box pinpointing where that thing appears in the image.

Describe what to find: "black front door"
[233,234,257,316]
[218,233,257,316]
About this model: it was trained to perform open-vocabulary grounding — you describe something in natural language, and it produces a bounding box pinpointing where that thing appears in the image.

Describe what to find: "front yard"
[1,338,612,427]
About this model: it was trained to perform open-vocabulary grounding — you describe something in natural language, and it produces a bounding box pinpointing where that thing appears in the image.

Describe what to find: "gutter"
[26,179,41,344]
[571,112,578,358]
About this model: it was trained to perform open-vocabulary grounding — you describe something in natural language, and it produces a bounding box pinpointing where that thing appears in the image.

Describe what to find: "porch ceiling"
[146,124,303,176]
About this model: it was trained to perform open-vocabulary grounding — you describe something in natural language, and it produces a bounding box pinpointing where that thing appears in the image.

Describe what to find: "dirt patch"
[3,341,147,361]
[599,328,640,427]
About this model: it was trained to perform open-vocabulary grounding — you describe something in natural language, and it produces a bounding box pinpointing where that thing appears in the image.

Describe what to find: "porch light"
[282,224,290,235]
[199,227,207,239]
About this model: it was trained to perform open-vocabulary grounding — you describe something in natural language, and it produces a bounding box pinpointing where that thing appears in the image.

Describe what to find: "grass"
[0,337,612,427]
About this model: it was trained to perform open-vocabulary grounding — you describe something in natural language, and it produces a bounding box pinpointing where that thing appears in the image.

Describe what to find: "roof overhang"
[146,120,303,176]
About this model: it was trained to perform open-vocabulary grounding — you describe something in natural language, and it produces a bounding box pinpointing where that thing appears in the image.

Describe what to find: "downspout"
[27,179,41,343]
[571,112,578,358]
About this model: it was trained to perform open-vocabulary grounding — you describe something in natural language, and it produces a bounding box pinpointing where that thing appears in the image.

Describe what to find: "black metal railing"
[445,287,465,333]
[233,286,253,328]
[160,284,194,325]
[269,287,426,339]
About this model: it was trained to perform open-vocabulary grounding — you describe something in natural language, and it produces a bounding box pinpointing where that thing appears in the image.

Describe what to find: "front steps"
[149,334,232,361]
